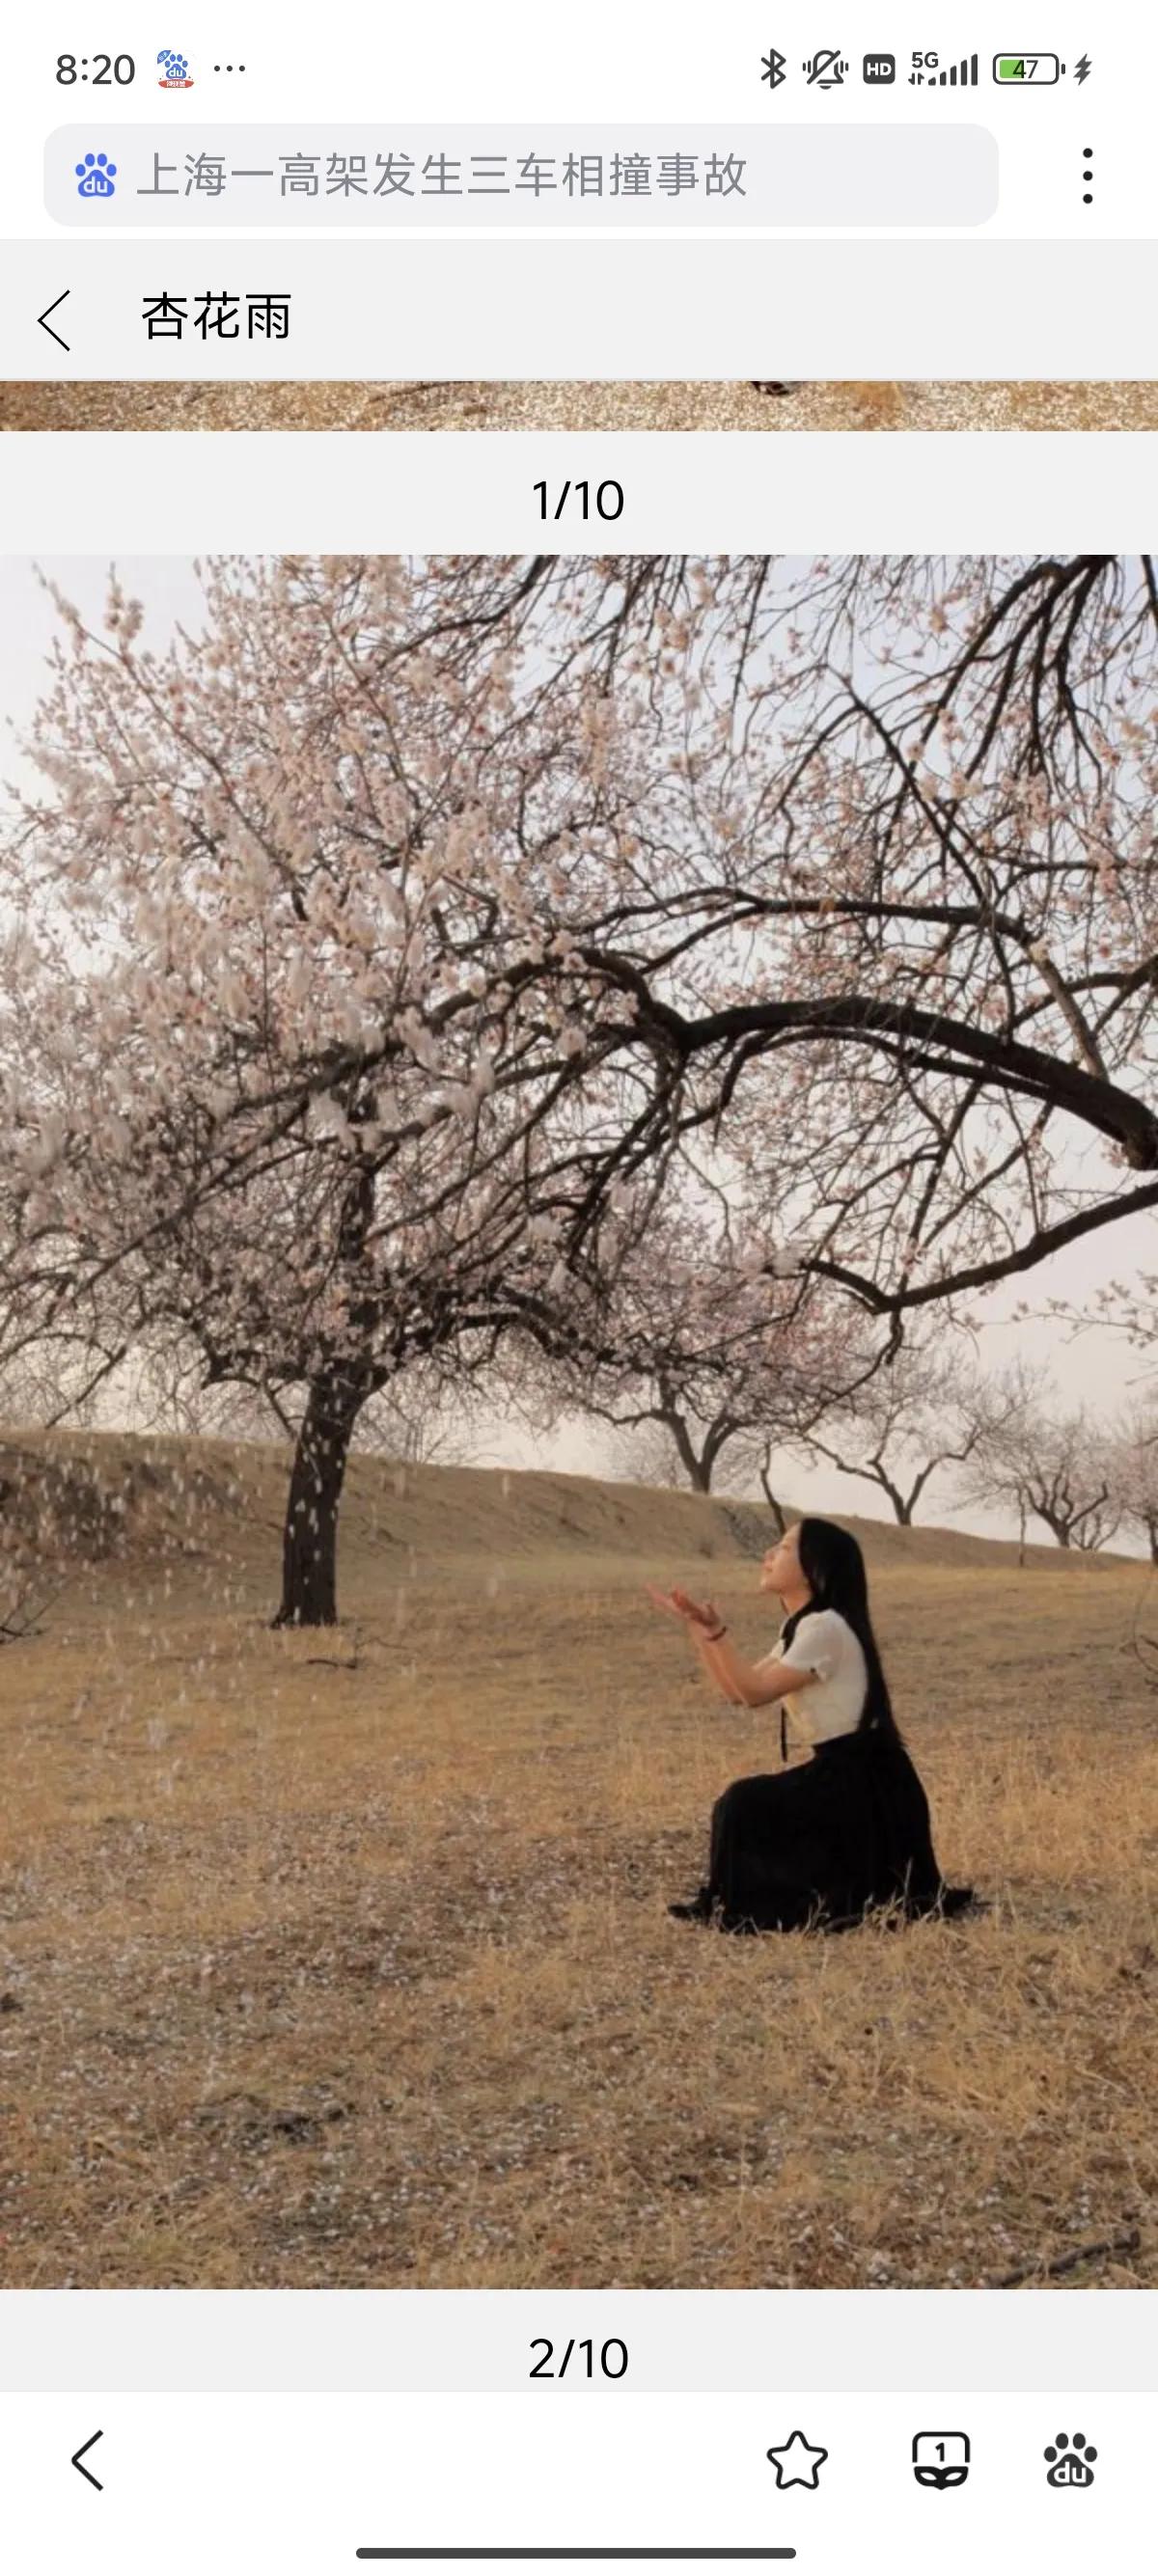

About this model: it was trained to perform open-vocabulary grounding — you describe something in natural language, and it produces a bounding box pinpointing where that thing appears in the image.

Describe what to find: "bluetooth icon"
[761,48,787,88]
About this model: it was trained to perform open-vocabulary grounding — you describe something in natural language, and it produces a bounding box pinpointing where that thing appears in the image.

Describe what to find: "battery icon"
[994,52,1062,82]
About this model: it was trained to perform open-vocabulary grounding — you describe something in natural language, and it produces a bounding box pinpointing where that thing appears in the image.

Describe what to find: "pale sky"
[1,555,1152,1545]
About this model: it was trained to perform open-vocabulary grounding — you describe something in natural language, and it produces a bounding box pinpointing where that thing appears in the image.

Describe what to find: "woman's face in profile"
[759,1523,803,1597]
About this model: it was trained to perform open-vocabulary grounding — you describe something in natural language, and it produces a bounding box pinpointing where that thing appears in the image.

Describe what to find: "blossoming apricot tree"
[3,553,1155,1621]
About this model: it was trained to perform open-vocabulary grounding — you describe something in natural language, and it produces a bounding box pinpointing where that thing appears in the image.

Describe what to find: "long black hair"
[781,1517,904,1746]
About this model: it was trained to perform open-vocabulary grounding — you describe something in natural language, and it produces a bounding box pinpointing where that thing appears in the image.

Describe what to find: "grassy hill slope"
[0,1425,1133,1578]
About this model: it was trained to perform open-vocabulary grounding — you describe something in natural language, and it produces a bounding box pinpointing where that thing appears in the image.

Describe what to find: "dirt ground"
[1,1433,1156,2290]
[5,381,1158,432]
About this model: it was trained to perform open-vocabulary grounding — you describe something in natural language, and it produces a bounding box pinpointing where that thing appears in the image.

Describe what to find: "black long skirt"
[686,1729,973,1933]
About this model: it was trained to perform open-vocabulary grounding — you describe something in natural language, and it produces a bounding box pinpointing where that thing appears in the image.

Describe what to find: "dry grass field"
[6,382,1158,433]
[1,1430,1156,2290]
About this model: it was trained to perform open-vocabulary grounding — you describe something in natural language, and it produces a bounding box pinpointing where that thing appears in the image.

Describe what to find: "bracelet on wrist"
[704,1624,728,1642]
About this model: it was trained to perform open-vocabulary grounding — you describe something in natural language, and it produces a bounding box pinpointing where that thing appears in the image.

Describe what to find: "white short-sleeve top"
[772,1607,868,1744]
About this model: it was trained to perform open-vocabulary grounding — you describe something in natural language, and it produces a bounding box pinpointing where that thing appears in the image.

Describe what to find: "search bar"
[47,124,998,229]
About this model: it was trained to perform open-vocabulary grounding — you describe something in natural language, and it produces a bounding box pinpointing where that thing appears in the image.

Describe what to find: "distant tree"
[1111,1412,1158,1562]
[541,1187,868,1496]
[958,1367,1121,1550]
[604,1413,793,1532]
[787,1337,1007,1526]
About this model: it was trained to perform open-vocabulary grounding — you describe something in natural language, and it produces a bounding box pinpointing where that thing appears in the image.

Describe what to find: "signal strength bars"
[932,52,979,84]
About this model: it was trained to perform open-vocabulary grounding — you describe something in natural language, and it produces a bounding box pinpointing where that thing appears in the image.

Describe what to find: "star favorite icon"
[765,2430,829,2490]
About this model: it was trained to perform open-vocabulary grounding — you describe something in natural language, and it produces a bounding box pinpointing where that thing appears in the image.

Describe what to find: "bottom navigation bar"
[3,2392,1147,2576]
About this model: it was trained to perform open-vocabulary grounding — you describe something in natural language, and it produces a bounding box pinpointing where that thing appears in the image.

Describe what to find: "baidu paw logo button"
[157,49,194,89]
[1044,2431,1097,2488]
[75,151,118,200]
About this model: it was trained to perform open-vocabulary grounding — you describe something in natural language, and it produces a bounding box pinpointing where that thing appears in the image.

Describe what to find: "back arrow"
[71,2429,104,2490]
[38,289,70,352]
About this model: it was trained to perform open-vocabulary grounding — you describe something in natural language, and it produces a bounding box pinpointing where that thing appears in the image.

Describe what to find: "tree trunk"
[664,1405,712,1494]
[272,1374,363,1627]
[758,1454,787,1536]
[873,1466,914,1524]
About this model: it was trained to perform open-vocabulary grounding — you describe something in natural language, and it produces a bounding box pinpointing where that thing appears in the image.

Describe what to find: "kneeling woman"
[649,1517,974,1932]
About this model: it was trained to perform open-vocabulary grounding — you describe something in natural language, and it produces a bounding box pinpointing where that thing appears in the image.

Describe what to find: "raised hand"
[645,1584,687,1622]
[645,1584,721,1631]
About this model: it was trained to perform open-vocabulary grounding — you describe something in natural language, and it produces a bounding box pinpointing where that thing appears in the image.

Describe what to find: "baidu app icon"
[156,48,194,90]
